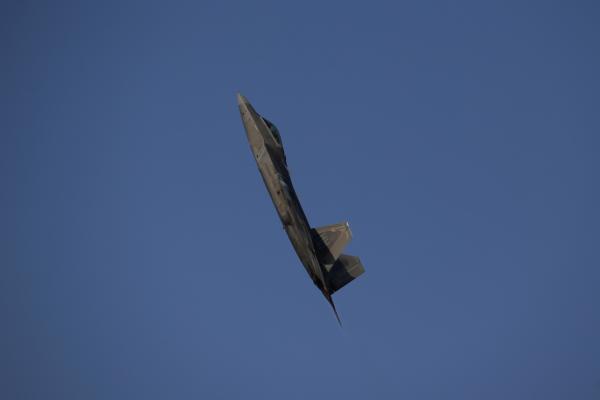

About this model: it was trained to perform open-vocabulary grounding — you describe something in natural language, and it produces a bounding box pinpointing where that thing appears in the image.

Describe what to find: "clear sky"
[2,1,600,399]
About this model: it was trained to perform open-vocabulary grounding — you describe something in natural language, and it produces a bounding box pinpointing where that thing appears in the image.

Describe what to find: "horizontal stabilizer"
[311,222,352,265]
[325,254,365,294]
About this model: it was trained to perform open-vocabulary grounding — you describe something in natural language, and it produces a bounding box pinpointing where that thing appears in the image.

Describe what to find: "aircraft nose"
[236,92,249,106]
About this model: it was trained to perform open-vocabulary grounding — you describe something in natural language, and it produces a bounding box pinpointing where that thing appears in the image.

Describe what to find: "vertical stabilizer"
[311,222,352,264]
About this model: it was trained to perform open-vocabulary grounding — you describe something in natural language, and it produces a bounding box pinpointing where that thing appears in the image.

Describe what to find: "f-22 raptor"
[237,93,365,324]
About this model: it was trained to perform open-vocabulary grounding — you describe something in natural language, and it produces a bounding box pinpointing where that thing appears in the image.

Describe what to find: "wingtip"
[334,308,343,327]
[326,294,343,327]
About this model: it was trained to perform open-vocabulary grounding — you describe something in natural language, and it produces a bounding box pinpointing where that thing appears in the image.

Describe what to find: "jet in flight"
[237,93,365,323]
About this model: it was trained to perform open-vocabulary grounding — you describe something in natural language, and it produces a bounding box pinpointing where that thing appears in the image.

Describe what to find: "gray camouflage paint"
[237,93,364,323]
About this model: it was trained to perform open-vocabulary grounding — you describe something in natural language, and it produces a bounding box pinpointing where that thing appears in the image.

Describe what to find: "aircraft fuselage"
[237,94,328,292]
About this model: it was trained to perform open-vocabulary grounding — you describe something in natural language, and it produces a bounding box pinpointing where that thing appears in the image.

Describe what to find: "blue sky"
[2,1,600,399]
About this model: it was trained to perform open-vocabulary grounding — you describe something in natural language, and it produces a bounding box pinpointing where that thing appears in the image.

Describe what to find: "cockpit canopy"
[262,117,282,145]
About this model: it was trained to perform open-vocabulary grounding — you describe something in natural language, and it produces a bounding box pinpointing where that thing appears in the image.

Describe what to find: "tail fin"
[311,222,352,265]
[325,254,365,294]
[311,222,365,294]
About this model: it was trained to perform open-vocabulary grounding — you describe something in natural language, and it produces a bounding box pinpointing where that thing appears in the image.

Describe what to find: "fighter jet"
[237,93,365,324]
